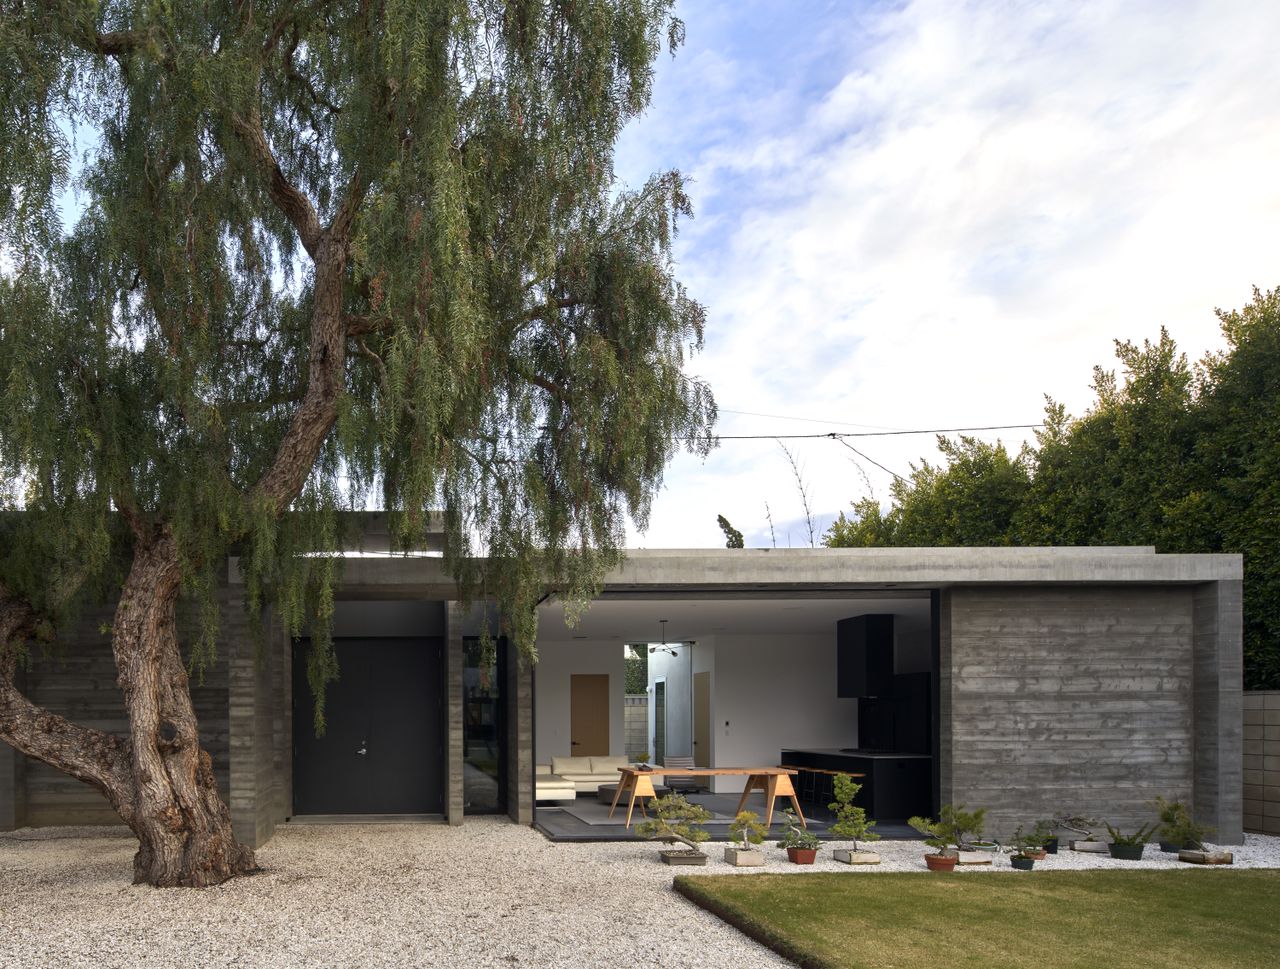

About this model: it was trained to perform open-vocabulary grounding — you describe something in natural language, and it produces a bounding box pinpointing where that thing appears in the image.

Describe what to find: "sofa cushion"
[551,756,593,775]
[590,755,630,774]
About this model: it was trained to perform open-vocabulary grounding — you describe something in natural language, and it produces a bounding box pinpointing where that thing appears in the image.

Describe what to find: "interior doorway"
[653,678,666,765]
[693,671,711,769]
[569,673,610,756]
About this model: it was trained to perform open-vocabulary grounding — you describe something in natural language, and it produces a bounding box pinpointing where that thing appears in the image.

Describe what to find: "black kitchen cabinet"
[837,614,894,698]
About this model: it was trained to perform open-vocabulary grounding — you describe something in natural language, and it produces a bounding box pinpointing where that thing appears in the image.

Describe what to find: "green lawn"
[674,870,1280,969]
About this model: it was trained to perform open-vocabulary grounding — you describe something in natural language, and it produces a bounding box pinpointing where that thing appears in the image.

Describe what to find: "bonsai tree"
[776,809,823,852]
[909,804,987,856]
[1105,821,1159,846]
[1151,796,1211,850]
[634,794,712,856]
[728,811,768,851]
[828,774,879,852]
[1007,824,1046,859]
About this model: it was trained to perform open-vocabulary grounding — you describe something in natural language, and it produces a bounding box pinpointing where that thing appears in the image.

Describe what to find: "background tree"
[825,288,1279,688]
[0,0,714,887]
[624,643,648,694]
[716,514,744,548]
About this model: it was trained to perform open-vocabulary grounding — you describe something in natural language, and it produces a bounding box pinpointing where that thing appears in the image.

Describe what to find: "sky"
[611,0,1280,549]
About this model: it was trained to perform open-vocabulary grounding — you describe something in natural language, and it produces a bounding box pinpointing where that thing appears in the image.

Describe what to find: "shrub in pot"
[1151,796,1211,853]
[1032,819,1058,854]
[724,811,767,867]
[909,804,985,871]
[634,793,712,865]
[828,774,881,865]
[1105,822,1157,861]
[1006,824,1046,870]
[777,809,823,864]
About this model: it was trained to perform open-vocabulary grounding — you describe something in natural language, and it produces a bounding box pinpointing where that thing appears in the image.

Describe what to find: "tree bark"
[110,534,255,887]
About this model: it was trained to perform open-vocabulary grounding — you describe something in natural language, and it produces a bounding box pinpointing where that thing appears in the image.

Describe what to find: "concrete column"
[936,588,954,810]
[1192,580,1244,844]
[506,640,533,825]
[445,603,465,825]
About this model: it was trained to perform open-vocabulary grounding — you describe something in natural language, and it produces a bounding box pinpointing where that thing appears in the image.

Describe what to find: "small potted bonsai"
[1105,821,1157,861]
[1151,796,1210,852]
[1055,815,1107,853]
[1006,824,1047,870]
[828,774,880,865]
[1034,819,1058,854]
[634,793,712,865]
[724,811,767,867]
[909,804,985,871]
[777,809,823,864]
[634,751,654,772]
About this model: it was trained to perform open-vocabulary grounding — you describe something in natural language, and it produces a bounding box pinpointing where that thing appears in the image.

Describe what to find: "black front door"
[293,637,443,815]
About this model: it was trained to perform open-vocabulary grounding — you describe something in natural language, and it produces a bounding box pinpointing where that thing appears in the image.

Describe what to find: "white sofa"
[535,755,632,800]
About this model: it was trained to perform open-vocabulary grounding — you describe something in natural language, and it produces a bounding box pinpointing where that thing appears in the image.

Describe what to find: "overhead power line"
[708,423,1042,441]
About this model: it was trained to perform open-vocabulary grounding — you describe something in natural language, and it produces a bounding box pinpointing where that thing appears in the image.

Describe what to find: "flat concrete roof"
[232,546,1240,595]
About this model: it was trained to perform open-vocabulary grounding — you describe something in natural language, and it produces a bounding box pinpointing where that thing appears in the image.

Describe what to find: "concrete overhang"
[230,546,1242,598]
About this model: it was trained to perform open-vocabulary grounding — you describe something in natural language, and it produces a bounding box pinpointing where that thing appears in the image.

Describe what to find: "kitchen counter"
[781,748,933,820]
[788,748,932,760]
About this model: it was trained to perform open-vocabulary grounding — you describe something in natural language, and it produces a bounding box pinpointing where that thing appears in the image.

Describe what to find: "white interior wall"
[710,633,860,793]
[533,640,625,764]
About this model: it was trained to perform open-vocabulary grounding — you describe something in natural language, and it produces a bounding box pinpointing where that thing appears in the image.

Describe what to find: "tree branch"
[231,111,323,259]
[0,590,135,822]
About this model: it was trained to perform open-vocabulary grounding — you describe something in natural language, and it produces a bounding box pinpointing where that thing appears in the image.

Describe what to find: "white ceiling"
[535,595,931,644]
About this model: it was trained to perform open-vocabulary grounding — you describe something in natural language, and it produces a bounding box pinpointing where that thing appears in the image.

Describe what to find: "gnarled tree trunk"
[111,533,255,887]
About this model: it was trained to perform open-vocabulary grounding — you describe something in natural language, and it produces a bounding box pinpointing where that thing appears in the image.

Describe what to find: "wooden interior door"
[569,674,610,757]
[693,671,711,769]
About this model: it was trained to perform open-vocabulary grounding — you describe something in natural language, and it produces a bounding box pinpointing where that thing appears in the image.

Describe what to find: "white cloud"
[620,0,1280,548]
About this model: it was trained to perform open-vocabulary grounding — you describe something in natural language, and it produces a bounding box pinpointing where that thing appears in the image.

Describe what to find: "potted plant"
[1006,824,1046,870]
[828,774,881,865]
[1105,821,1157,861]
[634,793,712,865]
[724,811,767,867]
[1151,796,1211,852]
[777,809,823,864]
[1034,819,1058,854]
[1054,815,1107,852]
[634,751,654,772]
[909,804,985,871]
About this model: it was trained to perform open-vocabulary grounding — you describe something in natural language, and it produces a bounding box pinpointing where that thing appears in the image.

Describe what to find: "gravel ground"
[1,821,1277,969]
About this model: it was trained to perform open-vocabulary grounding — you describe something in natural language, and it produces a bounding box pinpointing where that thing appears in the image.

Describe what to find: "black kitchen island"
[781,748,933,821]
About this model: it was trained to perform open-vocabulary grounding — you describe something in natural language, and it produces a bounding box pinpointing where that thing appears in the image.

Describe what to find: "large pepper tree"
[0,0,714,887]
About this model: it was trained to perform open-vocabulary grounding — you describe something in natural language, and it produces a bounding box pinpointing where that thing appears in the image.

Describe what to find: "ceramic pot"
[786,847,818,865]
[1011,856,1035,871]
[1108,843,1145,861]
[924,853,958,872]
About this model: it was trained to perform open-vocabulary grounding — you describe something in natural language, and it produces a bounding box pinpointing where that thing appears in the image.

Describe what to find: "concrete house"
[1,538,1244,847]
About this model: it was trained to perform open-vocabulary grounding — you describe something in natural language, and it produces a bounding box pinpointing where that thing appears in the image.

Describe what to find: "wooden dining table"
[608,766,807,829]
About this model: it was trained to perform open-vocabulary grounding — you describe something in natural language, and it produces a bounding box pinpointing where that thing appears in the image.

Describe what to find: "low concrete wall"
[1244,691,1280,835]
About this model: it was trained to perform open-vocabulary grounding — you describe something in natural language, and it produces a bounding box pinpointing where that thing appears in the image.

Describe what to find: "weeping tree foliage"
[825,288,1280,688]
[0,0,714,887]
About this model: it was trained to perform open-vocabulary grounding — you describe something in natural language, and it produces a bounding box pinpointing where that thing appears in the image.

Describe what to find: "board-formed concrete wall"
[942,585,1198,838]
